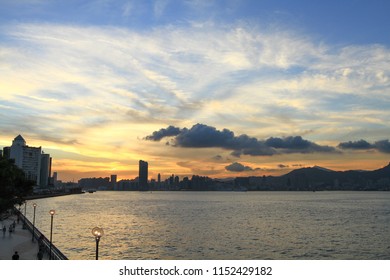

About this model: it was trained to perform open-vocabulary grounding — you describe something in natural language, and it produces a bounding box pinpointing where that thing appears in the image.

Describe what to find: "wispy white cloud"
[122,1,134,17]
[153,0,170,18]
[1,19,390,179]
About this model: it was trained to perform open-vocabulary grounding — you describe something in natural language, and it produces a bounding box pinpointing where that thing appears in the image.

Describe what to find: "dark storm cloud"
[145,123,338,156]
[265,136,336,153]
[146,123,275,156]
[338,139,374,150]
[175,125,277,156]
[229,134,275,156]
[374,140,390,153]
[175,123,234,148]
[144,125,182,141]
[338,139,390,153]
[225,162,257,172]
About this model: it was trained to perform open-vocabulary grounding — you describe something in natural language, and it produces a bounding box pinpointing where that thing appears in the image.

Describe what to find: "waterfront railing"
[14,207,68,260]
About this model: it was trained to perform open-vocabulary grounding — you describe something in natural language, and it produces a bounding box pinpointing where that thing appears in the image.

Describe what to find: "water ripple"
[25,191,390,260]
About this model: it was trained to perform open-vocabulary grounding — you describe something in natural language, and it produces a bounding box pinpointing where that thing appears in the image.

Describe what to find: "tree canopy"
[0,155,34,215]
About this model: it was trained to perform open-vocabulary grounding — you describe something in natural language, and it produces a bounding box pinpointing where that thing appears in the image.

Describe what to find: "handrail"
[14,207,68,260]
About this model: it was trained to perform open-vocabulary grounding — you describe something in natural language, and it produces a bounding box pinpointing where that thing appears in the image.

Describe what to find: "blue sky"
[1,0,390,181]
[2,0,389,44]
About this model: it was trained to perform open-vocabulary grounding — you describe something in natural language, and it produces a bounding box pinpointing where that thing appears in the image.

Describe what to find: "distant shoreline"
[25,192,83,200]
[23,189,389,202]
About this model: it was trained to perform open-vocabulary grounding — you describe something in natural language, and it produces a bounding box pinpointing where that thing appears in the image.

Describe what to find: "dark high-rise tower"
[139,160,148,190]
[110,174,117,190]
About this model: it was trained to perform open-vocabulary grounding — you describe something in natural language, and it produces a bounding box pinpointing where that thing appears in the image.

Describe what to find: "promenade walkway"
[0,214,47,260]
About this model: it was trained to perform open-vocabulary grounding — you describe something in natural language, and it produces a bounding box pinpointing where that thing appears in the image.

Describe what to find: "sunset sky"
[1,0,390,182]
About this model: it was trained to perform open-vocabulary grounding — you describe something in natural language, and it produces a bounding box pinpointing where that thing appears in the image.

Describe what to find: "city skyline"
[1,1,390,182]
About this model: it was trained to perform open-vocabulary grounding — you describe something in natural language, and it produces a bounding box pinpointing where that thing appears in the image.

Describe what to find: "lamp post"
[23,202,27,229]
[92,227,104,260]
[49,209,55,260]
[31,203,37,242]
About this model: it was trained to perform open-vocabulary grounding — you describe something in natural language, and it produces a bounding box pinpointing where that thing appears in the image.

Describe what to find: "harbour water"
[24,191,390,260]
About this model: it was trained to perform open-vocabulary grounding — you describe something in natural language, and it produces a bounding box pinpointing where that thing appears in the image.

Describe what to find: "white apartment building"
[9,135,51,187]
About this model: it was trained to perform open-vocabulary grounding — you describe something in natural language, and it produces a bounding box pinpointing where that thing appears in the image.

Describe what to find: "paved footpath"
[0,215,47,260]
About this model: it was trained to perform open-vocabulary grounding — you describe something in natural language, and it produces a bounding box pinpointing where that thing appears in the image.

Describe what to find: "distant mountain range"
[244,163,390,191]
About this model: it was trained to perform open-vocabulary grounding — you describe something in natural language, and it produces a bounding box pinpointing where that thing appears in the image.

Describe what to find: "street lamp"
[23,202,27,229]
[92,227,104,260]
[31,203,37,242]
[49,209,55,260]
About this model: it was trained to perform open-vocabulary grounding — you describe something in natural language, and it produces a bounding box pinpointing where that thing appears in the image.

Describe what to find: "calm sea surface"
[24,191,390,260]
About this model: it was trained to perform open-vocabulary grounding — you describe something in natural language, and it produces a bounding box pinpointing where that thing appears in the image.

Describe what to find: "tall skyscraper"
[111,174,117,184]
[40,153,51,187]
[8,135,51,187]
[139,160,148,190]
[53,171,58,186]
[110,174,117,190]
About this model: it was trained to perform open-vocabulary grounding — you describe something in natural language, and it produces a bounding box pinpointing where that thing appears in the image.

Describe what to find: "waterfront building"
[117,179,139,191]
[10,134,28,167]
[110,174,117,190]
[8,135,51,187]
[78,177,110,190]
[40,153,51,188]
[157,173,161,189]
[2,147,10,159]
[53,171,58,185]
[139,160,148,189]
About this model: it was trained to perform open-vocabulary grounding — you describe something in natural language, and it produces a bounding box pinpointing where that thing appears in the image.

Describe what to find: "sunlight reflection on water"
[25,191,390,260]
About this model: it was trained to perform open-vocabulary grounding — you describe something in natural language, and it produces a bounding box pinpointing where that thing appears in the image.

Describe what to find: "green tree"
[0,155,34,215]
